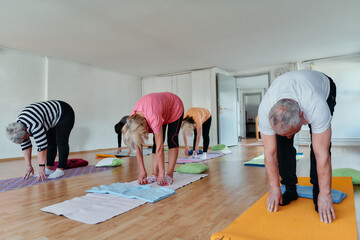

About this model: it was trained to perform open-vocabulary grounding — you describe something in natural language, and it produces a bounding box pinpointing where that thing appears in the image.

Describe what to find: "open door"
[243,92,262,138]
[237,73,269,139]
[217,73,238,146]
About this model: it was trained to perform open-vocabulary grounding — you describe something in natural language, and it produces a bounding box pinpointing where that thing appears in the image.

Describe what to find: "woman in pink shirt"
[122,92,184,186]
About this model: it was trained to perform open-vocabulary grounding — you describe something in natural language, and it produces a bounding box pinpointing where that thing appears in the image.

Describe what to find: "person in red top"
[122,92,184,186]
[181,107,212,158]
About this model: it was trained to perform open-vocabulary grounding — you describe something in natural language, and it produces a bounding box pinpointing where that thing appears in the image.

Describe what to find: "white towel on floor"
[41,172,207,224]
[41,193,145,224]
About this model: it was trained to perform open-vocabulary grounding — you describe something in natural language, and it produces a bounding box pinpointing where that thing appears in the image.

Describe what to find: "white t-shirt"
[258,70,331,135]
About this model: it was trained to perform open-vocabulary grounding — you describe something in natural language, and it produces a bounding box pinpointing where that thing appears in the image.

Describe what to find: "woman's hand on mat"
[318,193,336,223]
[24,165,34,179]
[157,173,166,186]
[185,147,190,156]
[194,146,200,156]
[138,171,148,185]
[267,187,282,212]
[36,167,47,182]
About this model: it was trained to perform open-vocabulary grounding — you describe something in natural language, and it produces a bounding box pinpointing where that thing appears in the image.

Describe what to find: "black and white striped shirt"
[16,100,62,151]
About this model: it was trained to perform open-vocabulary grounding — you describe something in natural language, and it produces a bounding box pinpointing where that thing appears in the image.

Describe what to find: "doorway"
[236,73,269,139]
[243,92,262,138]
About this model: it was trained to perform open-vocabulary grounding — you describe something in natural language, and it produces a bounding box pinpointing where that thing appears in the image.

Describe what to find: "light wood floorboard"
[0,140,359,239]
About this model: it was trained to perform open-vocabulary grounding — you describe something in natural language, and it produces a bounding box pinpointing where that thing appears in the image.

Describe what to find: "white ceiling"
[0,0,359,77]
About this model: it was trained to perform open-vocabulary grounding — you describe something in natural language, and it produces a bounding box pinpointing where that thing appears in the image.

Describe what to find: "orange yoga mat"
[95,153,117,158]
[211,177,357,240]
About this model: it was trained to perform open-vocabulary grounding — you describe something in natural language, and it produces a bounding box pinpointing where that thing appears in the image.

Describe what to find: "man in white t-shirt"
[258,70,336,223]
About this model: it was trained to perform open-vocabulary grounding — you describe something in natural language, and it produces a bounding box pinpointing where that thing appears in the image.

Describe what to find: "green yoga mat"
[244,153,304,167]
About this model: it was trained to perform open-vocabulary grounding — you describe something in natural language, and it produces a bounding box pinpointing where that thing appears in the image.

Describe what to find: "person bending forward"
[258,70,336,223]
[122,92,184,186]
[6,100,75,181]
[181,107,211,158]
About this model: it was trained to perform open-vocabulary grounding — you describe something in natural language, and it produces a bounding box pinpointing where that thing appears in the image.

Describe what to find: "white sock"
[200,153,207,160]
[45,168,54,175]
[34,168,54,177]
[48,169,65,179]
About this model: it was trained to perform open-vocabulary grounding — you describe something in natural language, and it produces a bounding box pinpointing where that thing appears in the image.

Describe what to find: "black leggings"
[277,76,336,198]
[46,101,75,169]
[193,116,212,152]
[152,113,183,153]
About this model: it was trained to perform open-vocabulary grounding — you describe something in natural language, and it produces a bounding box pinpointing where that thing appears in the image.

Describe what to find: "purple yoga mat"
[0,165,115,192]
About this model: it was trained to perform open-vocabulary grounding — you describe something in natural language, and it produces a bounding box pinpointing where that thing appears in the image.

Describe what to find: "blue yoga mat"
[280,184,347,203]
[86,182,176,203]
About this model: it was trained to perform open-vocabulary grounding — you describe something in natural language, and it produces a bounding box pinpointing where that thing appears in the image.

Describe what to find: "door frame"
[235,73,270,139]
[242,92,262,138]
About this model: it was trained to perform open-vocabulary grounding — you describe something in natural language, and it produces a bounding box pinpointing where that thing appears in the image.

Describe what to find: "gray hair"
[122,114,149,148]
[6,122,27,144]
[269,99,301,135]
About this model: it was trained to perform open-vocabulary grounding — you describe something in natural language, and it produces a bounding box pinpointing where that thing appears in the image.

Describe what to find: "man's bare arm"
[261,133,282,212]
[312,126,335,223]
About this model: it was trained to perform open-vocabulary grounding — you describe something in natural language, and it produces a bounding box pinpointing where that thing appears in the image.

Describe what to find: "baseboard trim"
[295,137,360,147]
[331,138,360,146]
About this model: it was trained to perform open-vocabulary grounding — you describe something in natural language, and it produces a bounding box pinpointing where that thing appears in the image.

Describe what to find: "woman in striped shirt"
[6,100,75,181]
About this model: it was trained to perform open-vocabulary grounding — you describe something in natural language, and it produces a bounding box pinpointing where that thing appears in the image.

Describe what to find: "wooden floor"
[0,140,359,239]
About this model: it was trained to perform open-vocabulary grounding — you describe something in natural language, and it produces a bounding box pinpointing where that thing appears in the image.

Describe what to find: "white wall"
[142,67,220,147]
[47,58,141,152]
[0,48,46,158]
[142,72,194,146]
[191,68,219,147]
[302,55,360,144]
[236,74,269,89]
[231,63,296,84]
[0,47,141,159]
[231,57,360,145]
